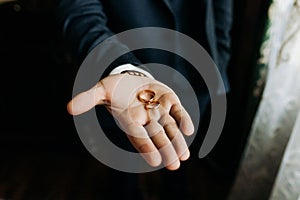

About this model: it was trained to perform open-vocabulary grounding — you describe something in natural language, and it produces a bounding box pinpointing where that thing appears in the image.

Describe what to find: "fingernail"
[180,150,190,161]
[166,160,180,171]
[184,125,194,136]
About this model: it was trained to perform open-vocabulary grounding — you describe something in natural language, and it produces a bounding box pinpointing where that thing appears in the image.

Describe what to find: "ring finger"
[144,121,180,170]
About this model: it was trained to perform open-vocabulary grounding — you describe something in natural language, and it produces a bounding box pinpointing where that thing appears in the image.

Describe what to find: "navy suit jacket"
[56,0,233,93]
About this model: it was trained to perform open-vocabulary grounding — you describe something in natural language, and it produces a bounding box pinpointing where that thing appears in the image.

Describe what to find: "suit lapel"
[162,0,209,13]
[161,0,173,12]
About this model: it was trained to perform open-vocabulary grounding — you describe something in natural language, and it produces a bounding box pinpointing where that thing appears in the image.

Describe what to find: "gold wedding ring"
[145,100,160,109]
[137,90,160,110]
[137,90,155,103]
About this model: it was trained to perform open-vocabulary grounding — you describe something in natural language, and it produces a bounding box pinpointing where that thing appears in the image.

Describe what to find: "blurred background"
[1,0,300,199]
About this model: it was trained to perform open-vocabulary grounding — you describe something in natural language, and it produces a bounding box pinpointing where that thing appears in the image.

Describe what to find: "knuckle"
[159,115,176,126]
[149,128,165,137]
[164,120,178,130]
[172,108,182,117]
[137,143,153,153]
[157,139,172,149]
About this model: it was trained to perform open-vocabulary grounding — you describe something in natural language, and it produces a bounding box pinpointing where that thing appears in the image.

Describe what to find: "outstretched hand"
[67,74,194,170]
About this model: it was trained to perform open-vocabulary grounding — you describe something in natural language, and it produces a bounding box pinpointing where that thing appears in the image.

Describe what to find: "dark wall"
[0,1,79,150]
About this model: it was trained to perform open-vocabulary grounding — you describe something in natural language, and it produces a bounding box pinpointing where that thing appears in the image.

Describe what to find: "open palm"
[67,74,194,170]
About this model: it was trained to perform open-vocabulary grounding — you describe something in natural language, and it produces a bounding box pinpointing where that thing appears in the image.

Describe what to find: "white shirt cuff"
[109,64,154,79]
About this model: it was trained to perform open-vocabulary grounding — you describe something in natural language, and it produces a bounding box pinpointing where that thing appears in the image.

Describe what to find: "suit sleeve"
[55,0,142,70]
[213,0,233,70]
